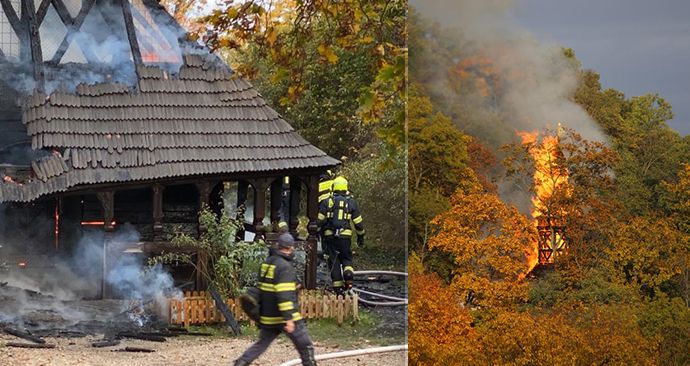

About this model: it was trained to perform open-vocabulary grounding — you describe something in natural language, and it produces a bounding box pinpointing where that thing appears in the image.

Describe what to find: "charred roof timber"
[0,0,339,202]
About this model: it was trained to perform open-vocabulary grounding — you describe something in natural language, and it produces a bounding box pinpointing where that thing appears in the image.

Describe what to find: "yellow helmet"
[332,176,348,192]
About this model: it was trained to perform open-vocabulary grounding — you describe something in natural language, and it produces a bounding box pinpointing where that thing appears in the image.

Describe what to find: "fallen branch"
[3,328,46,344]
[5,342,56,349]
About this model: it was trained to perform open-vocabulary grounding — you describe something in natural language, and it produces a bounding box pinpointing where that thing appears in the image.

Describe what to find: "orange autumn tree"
[428,187,534,308]
[409,253,479,365]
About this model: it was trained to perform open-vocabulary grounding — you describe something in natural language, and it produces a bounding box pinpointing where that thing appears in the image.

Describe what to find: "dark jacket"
[317,192,365,238]
[257,249,302,328]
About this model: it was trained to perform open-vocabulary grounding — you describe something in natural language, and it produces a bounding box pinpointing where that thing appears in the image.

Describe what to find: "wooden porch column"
[270,178,283,230]
[304,175,320,289]
[289,177,302,238]
[96,191,114,299]
[152,184,164,241]
[248,178,270,240]
[195,181,211,290]
[237,180,248,207]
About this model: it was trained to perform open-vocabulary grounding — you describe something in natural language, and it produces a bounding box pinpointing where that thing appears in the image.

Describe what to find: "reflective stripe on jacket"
[257,250,302,327]
[317,192,365,238]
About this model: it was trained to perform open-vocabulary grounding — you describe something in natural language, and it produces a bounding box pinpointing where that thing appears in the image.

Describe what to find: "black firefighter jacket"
[257,249,302,328]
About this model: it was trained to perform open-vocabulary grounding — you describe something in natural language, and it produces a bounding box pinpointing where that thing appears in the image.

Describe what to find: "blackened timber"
[3,328,46,344]
[209,284,240,335]
[50,0,96,64]
[6,342,56,349]
[249,178,269,239]
[92,339,120,347]
[237,180,248,207]
[289,177,301,236]
[152,184,163,240]
[119,0,143,69]
[24,0,45,91]
[51,0,74,26]
[96,191,114,231]
[304,175,320,289]
[0,0,22,36]
[36,0,53,26]
[270,178,282,225]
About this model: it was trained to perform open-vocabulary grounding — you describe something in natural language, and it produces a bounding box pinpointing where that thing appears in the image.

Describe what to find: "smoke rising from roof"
[412,0,604,142]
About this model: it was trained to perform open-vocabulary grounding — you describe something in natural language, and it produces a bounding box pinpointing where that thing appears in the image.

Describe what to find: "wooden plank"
[36,0,53,25]
[49,0,97,65]
[184,300,190,328]
[336,296,343,325]
[0,0,22,36]
[119,0,142,68]
[24,0,45,90]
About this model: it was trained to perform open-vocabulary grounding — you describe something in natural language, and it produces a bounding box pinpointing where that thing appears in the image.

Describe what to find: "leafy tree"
[408,89,476,195]
[428,187,533,307]
[199,0,406,144]
[408,253,479,365]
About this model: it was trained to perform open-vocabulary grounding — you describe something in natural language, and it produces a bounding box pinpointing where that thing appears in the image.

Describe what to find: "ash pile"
[0,281,197,351]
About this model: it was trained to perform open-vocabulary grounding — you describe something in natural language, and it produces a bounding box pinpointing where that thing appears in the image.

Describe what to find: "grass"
[185,309,405,348]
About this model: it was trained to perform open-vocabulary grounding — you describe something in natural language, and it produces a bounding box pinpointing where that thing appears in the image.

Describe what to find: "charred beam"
[36,0,53,25]
[24,0,45,90]
[152,184,164,241]
[209,284,240,335]
[5,342,56,349]
[248,178,270,240]
[304,175,320,289]
[0,0,23,36]
[3,328,46,344]
[119,0,143,70]
[51,0,74,25]
[117,346,155,353]
[270,178,282,227]
[116,332,166,342]
[50,0,96,64]
[92,339,120,348]
[289,177,301,237]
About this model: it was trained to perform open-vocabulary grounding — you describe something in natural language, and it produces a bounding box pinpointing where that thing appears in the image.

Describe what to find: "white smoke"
[411,0,605,142]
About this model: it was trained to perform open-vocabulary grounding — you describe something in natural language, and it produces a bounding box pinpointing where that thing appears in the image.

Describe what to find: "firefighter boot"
[299,345,317,366]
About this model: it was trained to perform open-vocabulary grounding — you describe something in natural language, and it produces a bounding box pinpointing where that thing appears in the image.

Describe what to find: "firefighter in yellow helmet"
[317,176,364,296]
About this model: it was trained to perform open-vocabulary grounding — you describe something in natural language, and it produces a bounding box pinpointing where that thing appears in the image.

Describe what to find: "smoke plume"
[411,0,604,142]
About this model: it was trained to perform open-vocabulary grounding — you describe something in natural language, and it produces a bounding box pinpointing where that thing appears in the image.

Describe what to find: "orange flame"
[80,221,116,226]
[519,129,570,273]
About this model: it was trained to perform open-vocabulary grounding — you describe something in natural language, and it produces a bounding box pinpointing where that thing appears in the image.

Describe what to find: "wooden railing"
[168,291,359,327]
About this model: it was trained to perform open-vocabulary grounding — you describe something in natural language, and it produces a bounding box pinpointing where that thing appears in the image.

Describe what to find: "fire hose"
[353,270,407,277]
[350,270,408,306]
[278,344,408,366]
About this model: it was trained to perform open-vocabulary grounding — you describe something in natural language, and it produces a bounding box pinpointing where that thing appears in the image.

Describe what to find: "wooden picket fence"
[168,290,359,327]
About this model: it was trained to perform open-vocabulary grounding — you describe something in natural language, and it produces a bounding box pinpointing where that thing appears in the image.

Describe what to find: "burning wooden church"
[0,0,337,296]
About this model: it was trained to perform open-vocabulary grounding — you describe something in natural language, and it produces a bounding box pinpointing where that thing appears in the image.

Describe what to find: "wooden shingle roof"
[0,55,337,202]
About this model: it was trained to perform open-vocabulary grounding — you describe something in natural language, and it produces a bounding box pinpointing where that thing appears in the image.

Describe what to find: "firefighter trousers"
[323,235,354,291]
[236,322,314,364]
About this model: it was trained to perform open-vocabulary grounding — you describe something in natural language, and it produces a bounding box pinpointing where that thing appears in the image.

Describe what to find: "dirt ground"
[0,333,407,366]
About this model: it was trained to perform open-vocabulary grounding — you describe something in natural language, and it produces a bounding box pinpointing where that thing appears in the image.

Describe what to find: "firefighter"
[318,169,335,203]
[234,233,316,366]
[317,176,365,296]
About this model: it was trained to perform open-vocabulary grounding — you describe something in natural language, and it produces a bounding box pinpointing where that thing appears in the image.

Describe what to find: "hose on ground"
[357,297,407,306]
[352,288,407,302]
[353,270,407,277]
[278,344,408,366]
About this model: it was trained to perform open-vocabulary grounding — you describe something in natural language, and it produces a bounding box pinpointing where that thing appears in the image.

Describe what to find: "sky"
[508,0,690,135]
